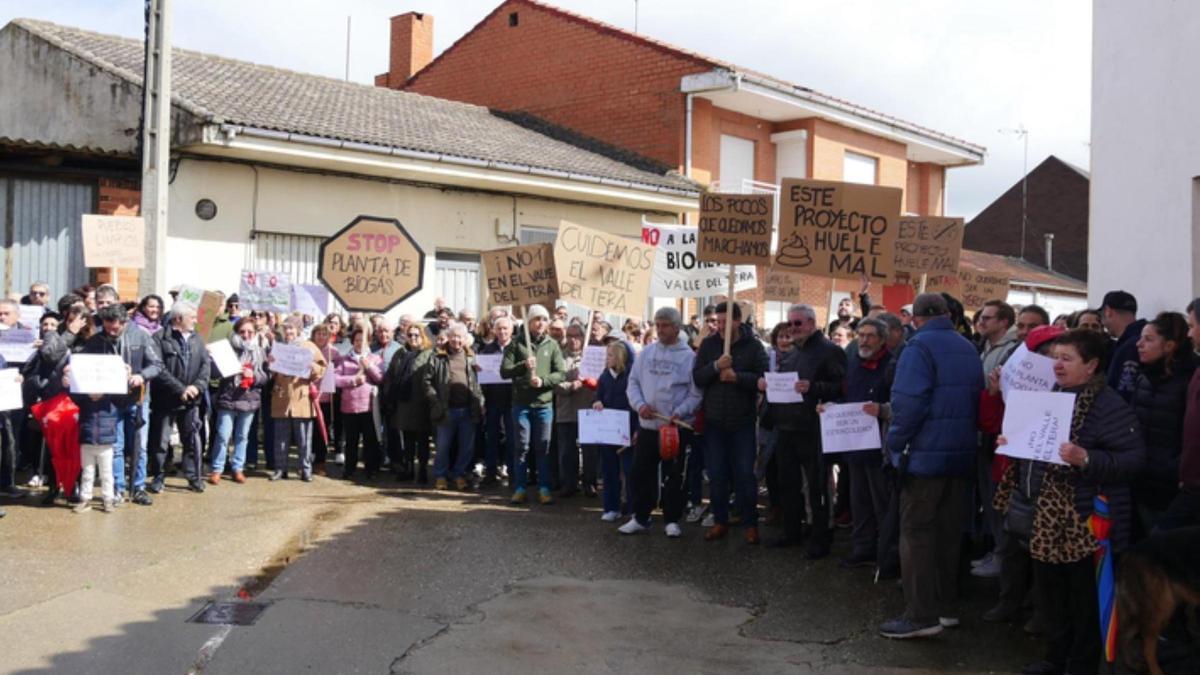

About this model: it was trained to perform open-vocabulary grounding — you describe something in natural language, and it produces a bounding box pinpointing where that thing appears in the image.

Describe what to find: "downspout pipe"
[684,92,693,224]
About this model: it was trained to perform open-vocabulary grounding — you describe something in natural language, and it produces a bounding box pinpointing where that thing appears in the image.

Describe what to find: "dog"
[1117,526,1200,674]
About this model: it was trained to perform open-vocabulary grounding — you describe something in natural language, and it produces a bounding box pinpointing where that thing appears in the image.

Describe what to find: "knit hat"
[1025,324,1065,353]
[526,304,550,320]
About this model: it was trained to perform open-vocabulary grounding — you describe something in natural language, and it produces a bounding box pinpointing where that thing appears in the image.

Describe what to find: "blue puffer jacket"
[887,316,983,477]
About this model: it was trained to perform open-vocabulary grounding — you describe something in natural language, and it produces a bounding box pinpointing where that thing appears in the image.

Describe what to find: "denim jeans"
[703,423,758,527]
[211,409,256,473]
[112,399,149,492]
[272,418,314,477]
[513,405,552,492]
[686,432,706,507]
[435,407,476,480]
[598,444,634,514]
[485,404,516,478]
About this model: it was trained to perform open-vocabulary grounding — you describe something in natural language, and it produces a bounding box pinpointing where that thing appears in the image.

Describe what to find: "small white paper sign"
[578,409,632,446]
[1000,390,1075,465]
[68,353,128,395]
[0,328,38,364]
[764,371,804,404]
[1000,343,1058,402]
[819,403,882,453]
[578,345,607,380]
[268,342,314,378]
[207,340,243,379]
[19,304,45,328]
[0,368,23,411]
[475,353,509,385]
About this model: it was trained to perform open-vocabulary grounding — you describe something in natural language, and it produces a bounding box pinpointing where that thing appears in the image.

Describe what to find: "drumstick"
[652,412,694,431]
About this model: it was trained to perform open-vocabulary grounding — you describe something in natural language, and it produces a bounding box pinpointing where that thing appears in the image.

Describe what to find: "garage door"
[2,177,93,298]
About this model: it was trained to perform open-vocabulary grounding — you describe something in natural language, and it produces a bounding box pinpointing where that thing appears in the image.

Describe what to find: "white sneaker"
[600,511,620,522]
[970,552,993,568]
[685,504,707,523]
[25,475,43,488]
[101,500,115,513]
[618,518,647,535]
[665,522,682,538]
[331,453,346,465]
[939,617,960,628]
[701,513,715,528]
[72,501,92,514]
[970,555,1002,578]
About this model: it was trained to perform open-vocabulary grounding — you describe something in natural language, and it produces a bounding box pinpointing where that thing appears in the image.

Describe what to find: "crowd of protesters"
[1,277,1198,673]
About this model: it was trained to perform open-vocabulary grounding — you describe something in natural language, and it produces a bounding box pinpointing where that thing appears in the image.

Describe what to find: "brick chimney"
[375,12,434,89]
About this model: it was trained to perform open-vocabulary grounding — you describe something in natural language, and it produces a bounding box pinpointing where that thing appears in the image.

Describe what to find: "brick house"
[375,0,985,324]
[963,155,1089,282]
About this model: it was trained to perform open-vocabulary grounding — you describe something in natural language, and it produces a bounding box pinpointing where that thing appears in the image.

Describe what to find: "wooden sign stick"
[919,273,928,294]
[521,304,536,369]
[722,265,736,357]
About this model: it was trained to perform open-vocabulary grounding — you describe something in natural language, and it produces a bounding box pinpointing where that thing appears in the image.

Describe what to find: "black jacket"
[81,328,162,407]
[1130,355,1197,509]
[1066,384,1146,553]
[693,323,768,431]
[768,331,847,432]
[1108,319,1147,401]
[151,328,210,411]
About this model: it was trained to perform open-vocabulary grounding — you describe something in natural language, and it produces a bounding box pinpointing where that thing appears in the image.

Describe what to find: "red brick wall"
[397,0,712,170]
[377,13,435,88]
[95,177,141,301]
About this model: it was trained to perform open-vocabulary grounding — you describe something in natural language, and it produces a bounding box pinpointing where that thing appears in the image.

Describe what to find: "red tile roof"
[960,249,1086,293]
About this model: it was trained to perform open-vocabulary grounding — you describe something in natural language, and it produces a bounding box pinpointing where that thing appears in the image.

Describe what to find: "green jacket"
[422,349,485,426]
[500,333,566,408]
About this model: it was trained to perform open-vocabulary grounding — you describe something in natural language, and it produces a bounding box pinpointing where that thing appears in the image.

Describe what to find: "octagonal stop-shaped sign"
[318,215,425,312]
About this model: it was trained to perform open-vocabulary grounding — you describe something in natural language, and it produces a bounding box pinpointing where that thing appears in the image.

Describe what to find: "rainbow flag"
[1089,494,1118,663]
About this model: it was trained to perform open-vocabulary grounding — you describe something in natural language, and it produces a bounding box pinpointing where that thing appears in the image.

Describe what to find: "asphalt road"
[0,473,1041,674]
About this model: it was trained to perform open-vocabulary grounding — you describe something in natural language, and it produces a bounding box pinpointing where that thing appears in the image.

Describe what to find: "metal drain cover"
[189,601,271,626]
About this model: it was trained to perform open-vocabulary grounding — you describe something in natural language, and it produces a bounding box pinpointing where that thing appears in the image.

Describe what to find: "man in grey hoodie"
[621,307,704,537]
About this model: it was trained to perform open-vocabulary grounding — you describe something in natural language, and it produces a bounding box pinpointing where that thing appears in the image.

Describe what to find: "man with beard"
[827,317,893,568]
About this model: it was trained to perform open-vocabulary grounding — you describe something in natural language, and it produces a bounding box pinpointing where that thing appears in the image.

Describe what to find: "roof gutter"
[203,124,700,210]
[682,70,985,166]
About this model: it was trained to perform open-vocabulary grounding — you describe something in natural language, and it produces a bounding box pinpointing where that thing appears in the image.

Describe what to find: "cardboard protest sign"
[820,403,883,453]
[195,291,225,342]
[1000,390,1075,465]
[894,216,964,278]
[957,268,1010,308]
[641,224,755,298]
[482,243,559,308]
[999,343,1057,402]
[555,221,655,317]
[697,193,774,265]
[240,270,291,314]
[577,409,632,446]
[81,214,146,269]
[763,268,806,302]
[318,215,425,312]
[775,179,902,282]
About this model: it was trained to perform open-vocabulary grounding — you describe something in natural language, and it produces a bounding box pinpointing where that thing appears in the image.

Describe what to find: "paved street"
[0,471,1040,674]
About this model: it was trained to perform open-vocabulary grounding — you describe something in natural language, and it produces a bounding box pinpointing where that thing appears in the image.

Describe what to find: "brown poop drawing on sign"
[776,233,813,268]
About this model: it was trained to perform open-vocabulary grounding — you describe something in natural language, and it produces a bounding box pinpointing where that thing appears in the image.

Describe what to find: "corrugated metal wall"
[2,177,93,298]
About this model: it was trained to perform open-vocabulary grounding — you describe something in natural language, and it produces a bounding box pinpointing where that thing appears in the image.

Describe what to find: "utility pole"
[634,0,639,33]
[345,16,351,81]
[140,0,173,295]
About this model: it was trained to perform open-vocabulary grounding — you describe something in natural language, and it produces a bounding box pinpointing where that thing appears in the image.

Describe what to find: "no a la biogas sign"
[318,215,425,312]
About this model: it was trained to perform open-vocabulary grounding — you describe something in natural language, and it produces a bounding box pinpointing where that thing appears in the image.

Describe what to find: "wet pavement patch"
[188,601,272,626]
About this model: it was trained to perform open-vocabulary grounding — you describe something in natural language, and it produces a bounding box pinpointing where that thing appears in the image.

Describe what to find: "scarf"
[858,346,889,371]
[131,312,161,334]
[1028,375,1105,564]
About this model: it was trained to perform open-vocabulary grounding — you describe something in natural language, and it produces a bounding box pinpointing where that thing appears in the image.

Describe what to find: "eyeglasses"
[30,290,47,296]
[978,314,998,322]
[859,332,881,340]
[789,320,809,327]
